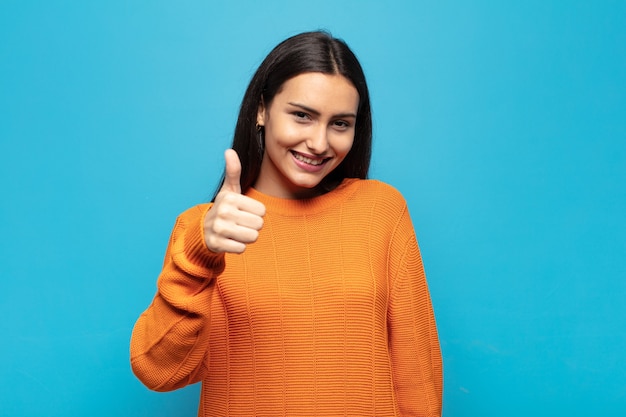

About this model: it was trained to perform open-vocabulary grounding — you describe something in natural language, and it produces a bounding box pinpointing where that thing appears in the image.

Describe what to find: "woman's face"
[255,72,359,199]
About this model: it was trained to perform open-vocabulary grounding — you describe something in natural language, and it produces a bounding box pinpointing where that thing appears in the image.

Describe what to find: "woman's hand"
[203,149,266,254]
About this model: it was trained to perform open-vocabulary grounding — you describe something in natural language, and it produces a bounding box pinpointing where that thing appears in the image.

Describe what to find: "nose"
[305,126,330,155]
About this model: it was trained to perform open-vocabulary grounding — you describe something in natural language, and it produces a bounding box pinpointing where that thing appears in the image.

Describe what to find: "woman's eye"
[293,111,309,120]
[333,120,350,129]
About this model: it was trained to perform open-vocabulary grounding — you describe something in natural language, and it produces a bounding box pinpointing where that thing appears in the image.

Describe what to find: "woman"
[131,31,443,417]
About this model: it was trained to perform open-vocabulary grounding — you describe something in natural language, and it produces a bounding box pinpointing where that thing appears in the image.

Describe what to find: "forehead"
[273,72,359,113]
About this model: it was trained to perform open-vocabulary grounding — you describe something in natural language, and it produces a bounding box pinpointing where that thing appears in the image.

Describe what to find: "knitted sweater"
[130,178,442,417]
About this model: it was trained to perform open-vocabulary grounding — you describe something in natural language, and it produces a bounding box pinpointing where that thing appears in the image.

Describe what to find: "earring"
[256,123,264,154]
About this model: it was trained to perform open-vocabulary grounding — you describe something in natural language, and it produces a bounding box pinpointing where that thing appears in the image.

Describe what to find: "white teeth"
[293,152,325,165]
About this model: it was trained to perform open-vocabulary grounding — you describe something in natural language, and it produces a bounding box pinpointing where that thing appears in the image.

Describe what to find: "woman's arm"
[131,151,265,391]
[130,204,223,392]
[388,209,443,417]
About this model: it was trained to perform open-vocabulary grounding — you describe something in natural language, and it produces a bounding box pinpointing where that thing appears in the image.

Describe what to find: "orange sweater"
[131,179,442,417]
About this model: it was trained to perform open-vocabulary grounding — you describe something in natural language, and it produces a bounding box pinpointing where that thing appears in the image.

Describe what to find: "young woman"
[131,31,443,417]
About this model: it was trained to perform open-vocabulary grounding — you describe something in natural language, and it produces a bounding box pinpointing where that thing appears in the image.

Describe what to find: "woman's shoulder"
[345,180,415,241]
[339,179,409,219]
[355,178,403,194]
[349,179,407,205]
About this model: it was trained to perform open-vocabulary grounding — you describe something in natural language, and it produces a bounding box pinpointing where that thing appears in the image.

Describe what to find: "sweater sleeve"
[387,208,443,417]
[130,204,224,392]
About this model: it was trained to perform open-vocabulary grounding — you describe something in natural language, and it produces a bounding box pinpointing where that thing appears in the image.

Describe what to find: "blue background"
[1,1,625,416]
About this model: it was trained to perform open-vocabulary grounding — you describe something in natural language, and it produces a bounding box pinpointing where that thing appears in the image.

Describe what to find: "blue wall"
[1,1,625,416]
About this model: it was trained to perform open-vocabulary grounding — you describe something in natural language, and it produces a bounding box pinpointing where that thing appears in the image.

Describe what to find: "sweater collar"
[246,178,361,216]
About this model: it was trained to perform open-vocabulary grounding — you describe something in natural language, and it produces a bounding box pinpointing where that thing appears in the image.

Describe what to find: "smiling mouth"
[291,151,331,166]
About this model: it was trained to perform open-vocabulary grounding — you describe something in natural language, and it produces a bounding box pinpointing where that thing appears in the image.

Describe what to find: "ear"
[256,99,266,127]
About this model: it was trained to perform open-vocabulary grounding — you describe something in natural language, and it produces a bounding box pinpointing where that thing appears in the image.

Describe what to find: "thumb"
[222,149,242,194]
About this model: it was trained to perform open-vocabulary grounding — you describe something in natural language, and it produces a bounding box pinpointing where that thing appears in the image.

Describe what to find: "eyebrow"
[287,102,357,119]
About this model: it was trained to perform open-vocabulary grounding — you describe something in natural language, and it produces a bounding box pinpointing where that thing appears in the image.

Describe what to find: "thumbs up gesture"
[203,149,266,254]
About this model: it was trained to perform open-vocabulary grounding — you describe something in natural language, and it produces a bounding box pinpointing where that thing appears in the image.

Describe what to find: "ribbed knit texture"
[131,179,442,417]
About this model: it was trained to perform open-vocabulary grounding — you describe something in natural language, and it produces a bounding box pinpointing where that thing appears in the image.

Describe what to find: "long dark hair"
[212,31,372,201]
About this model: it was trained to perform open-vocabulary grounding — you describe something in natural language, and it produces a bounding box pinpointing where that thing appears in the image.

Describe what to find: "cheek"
[334,135,355,157]
[265,120,299,147]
